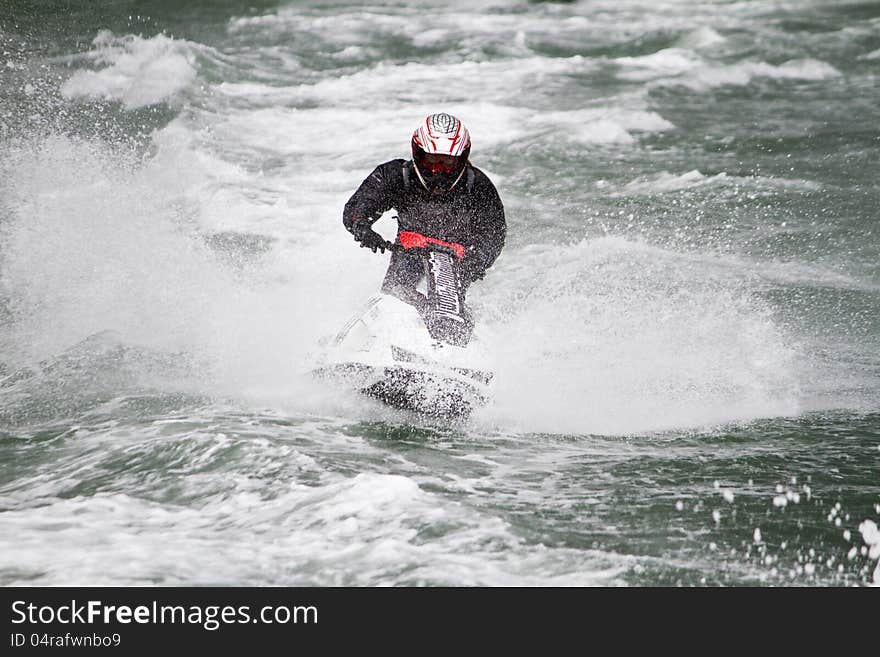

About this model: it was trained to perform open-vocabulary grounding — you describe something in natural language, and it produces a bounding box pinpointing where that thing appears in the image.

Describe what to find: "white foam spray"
[60,31,198,109]
[474,237,802,434]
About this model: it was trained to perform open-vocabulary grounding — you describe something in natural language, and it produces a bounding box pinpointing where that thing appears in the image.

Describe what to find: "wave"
[857,48,880,61]
[60,31,199,109]
[618,169,822,195]
[0,466,625,585]
[615,48,842,90]
[530,108,673,145]
[215,54,598,108]
[674,26,726,50]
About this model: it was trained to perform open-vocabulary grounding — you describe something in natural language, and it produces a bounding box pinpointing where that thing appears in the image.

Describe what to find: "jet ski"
[314,231,493,419]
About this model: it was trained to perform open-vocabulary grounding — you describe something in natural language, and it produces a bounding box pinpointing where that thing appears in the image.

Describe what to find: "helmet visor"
[418,152,464,175]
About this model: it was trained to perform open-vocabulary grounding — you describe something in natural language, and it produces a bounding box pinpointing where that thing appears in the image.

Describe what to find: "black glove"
[352,222,392,253]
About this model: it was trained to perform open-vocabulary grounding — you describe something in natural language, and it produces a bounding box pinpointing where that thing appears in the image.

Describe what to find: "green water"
[0,0,878,586]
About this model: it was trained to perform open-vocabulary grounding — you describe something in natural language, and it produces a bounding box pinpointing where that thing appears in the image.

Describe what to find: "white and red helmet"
[411,113,471,191]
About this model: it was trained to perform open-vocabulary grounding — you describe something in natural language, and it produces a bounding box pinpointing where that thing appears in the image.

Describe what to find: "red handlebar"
[398,231,466,260]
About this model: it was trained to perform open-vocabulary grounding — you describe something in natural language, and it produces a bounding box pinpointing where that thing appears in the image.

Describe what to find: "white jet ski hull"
[314,294,492,418]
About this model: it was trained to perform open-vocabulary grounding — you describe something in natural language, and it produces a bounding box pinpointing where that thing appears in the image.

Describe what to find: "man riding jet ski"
[344,112,506,311]
[320,113,506,417]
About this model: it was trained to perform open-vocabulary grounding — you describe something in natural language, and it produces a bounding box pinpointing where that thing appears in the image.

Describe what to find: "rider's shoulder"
[374,158,408,174]
[468,165,498,188]
[366,159,407,184]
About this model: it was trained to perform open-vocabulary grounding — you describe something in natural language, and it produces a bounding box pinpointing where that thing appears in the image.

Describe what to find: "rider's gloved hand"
[352,221,392,253]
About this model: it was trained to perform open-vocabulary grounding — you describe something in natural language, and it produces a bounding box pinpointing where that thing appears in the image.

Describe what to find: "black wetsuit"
[343,159,506,299]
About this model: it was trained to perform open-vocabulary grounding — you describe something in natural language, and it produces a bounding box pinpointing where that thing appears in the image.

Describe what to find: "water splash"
[476,237,802,434]
[60,31,198,109]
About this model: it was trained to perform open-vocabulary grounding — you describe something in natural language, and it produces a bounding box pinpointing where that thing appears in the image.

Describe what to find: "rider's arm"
[342,161,403,235]
[462,171,506,282]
